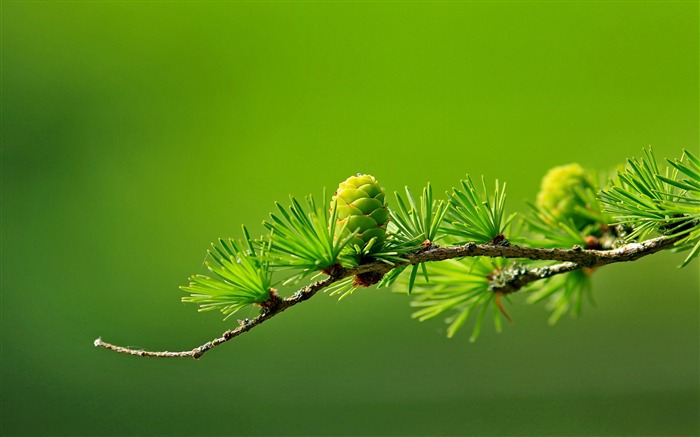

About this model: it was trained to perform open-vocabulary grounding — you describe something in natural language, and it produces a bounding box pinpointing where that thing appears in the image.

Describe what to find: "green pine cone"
[332,174,389,253]
[536,163,594,229]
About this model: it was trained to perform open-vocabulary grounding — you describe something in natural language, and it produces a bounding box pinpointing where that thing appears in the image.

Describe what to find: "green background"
[2,1,698,436]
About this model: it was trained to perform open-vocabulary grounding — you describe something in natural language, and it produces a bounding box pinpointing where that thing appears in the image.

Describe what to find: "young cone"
[536,163,595,230]
[331,174,389,254]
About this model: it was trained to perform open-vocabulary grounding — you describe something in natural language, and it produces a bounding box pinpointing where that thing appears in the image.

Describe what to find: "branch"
[94,235,680,359]
[94,274,337,359]
[487,236,681,293]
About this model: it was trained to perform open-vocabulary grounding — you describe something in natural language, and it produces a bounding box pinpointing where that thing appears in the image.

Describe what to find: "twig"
[95,235,680,359]
[94,275,338,359]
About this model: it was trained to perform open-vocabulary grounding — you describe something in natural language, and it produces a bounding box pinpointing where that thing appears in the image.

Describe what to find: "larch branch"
[94,235,681,359]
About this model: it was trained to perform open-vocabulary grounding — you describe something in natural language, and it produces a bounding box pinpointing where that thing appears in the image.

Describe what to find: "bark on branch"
[94,235,680,359]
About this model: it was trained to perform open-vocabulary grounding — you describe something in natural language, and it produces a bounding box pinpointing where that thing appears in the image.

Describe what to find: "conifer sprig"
[405,257,508,341]
[389,183,448,246]
[180,226,272,318]
[379,184,448,292]
[444,176,515,244]
[263,192,354,281]
[526,269,593,325]
[662,150,700,267]
[521,203,588,249]
[600,148,699,266]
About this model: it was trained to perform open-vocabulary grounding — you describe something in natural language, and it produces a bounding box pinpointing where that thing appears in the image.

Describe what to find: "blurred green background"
[2,1,698,436]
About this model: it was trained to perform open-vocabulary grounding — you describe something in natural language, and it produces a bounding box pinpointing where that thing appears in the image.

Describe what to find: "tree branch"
[94,235,680,359]
[94,274,338,359]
